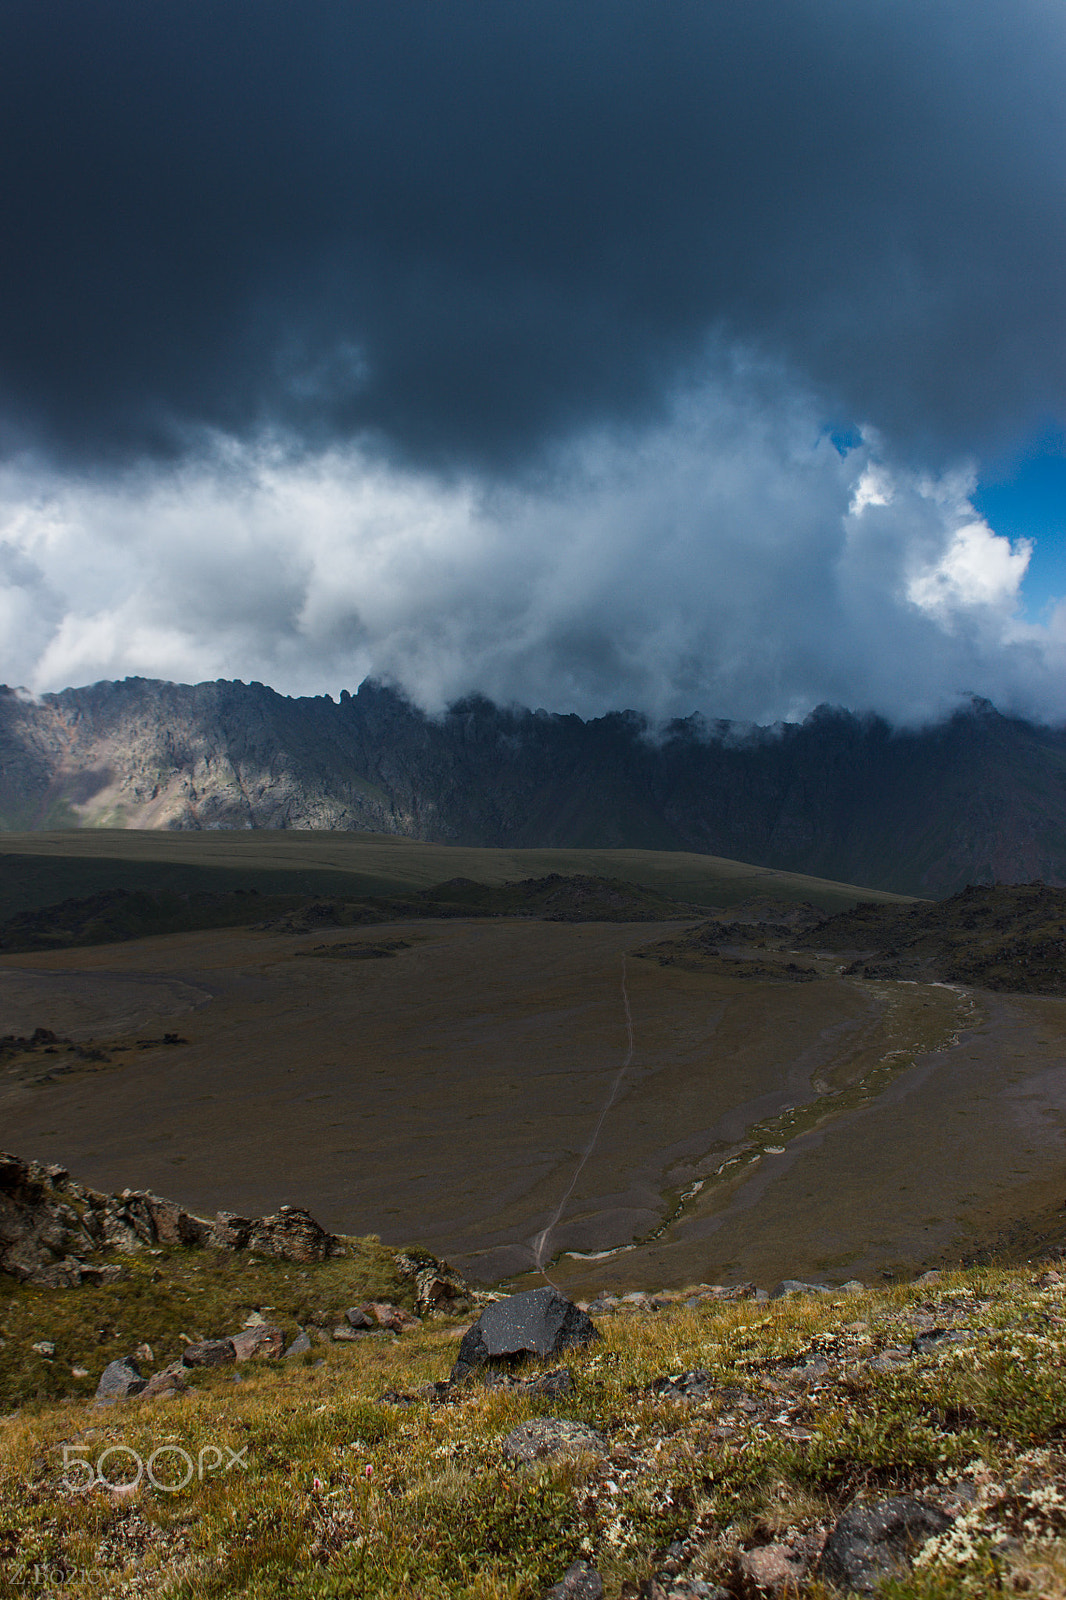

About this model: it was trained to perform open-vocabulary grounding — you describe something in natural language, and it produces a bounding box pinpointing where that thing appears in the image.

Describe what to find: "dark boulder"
[450,1287,598,1382]
[818,1496,953,1592]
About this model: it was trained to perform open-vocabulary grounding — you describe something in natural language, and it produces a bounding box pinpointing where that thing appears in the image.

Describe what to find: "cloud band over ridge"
[0,2,1064,722]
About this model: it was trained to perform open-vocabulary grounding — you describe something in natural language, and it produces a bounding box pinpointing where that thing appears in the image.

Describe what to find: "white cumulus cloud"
[0,359,1059,727]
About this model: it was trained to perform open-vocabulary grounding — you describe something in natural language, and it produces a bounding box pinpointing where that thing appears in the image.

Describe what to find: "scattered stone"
[284,1331,313,1358]
[691,1282,759,1303]
[501,1417,608,1464]
[648,1368,716,1400]
[770,1279,832,1299]
[544,1560,604,1599]
[867,1345,913,1372]
[364,1301,421,1332]
[482,1365,575,1398]
[412,1262,471,1317]
[839,1280,865,1292]
[451,1287,599,1382]
[181,1338,236,1367]
[332,1324,372,1342]
[911,1327,972,1356]
[31,1340,55,1357]
[346,1306,375,1329]
[740,1539,814,1595]
[95,1356,146,1401]
[230,1324,284,1360]
[818,1496,953,1593]
[525,1365,575,1397]
[915,1269,943,1285]
[71,1365,89,1378]
[133,1341,154,1365]
[143,1361,187,1398]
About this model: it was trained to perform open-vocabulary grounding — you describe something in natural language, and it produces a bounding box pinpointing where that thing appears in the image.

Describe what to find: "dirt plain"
[3,900,1065,1292]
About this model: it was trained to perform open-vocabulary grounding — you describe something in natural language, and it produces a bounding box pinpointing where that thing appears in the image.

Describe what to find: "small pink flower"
[365,1464,373,1479]
[313,1476,323,1492]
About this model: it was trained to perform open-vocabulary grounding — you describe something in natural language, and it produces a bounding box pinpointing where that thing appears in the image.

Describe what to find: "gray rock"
[143,1193,212,1246]
[79,1263,126,1286]
[740,1540,813,1595]
[210,1211,253,1249]
[345,1306,375,1328]
[413,1263,471,1316]
[143,1361,188,1398]
[501,1417,607,1464]
[770,1279,832,1299]
[818,1496,953,1593]
[544,1560,604,1599]
[451,1287,599,1382]
[29,1259,85,1288]
[182,1338,236,1367]
[230,1324,284,1360]
[284,1330,313,1357]
[95,1357,146,1400]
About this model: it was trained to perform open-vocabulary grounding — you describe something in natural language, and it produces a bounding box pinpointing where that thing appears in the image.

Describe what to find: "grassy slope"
[0,831,915,921]
[2,1259,1065,1598]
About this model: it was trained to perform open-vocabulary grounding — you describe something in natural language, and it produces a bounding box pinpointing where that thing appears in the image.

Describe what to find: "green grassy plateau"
[0,831,914,922]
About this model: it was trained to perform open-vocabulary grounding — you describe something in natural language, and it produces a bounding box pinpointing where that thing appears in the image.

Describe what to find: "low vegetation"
[0,874,698,955]
[2,1257,1066,1597]
[636,882,1066,996]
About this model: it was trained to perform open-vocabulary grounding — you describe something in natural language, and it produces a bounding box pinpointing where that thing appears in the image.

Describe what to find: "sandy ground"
[2,918,1064,1290]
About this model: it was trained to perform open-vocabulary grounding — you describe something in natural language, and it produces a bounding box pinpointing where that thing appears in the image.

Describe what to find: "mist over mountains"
[2,676,1066,898]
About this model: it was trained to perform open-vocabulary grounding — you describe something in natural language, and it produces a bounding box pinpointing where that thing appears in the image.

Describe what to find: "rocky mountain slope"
[2,1152,1065,1599]
[4,677,1066,895]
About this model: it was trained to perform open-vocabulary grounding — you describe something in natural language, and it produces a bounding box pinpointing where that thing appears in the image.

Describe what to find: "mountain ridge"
[3,676,1066,896]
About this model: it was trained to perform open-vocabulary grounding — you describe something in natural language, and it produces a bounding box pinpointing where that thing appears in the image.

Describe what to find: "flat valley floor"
[3,916,1065,1291]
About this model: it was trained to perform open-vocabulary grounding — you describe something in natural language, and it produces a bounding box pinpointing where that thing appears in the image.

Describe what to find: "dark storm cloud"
[2,0,1064,470]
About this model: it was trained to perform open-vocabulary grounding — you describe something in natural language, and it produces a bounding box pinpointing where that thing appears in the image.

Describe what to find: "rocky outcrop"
[3,676,1066,895]
[0,1151,347,1285]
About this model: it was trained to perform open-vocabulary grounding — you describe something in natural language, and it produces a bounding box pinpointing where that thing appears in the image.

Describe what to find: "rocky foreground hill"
[4,677,1066,895]
[2,1151,1066,1598]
